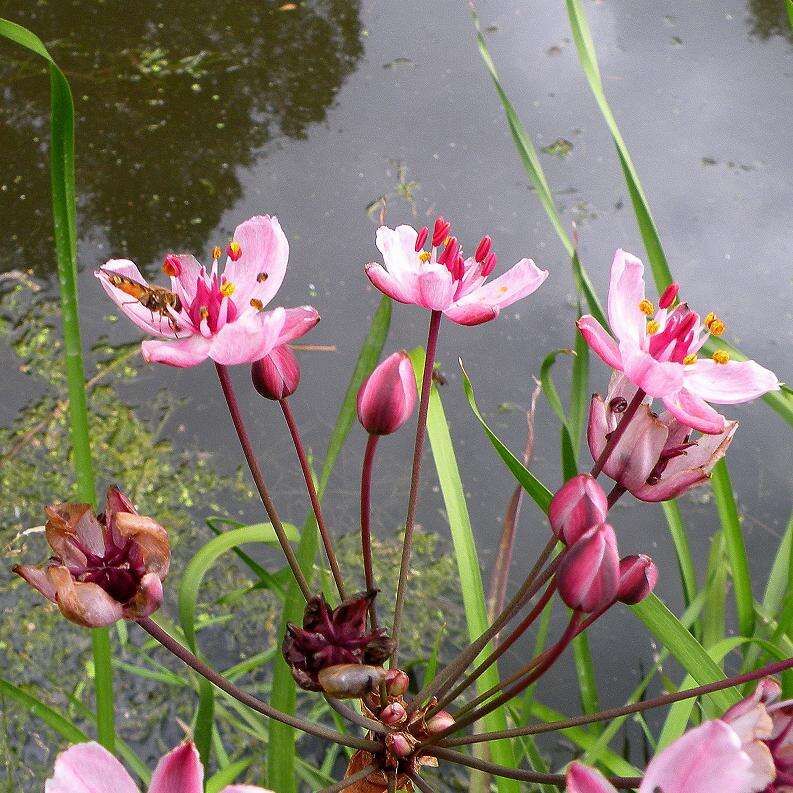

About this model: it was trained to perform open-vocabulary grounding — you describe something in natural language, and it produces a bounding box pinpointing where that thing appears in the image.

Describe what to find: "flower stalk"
[361,432,380,626]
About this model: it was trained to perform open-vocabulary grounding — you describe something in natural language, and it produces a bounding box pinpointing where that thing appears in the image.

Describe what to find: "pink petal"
[565,763,617,793]
[168,254,203,305]
[577,316,623,371]
[662,388,726,435]
[122,572,164,620]
[620,341,684,398]
[275,305,320,345]
[208,307,285,366]
[640,720,763,793]
[607,249,647,347]
[141,334,211,368]
[684,359,780,405]
[224,215,289,309]
[148,742,203,793]
[45,742,140,793]
[375,224,421,283]
[95,261,180,339]
[417,265,456,311]
[365,262,417,304]
[457,258,549,311]
[443,301,498,326]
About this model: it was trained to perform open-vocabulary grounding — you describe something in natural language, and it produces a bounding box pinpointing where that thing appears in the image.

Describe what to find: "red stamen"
[474,235,492,263]
[659,281,679,309]
[482,251,497,277]
[415,226,429,252]
[432,217,451,247]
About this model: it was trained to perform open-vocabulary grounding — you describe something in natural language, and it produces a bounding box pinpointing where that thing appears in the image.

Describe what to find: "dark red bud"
[557,524,620,613]
[617,554,658,604]
[251,345,300,400]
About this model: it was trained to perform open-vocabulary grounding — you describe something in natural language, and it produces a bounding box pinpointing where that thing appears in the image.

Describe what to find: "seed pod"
[317,663,387,699]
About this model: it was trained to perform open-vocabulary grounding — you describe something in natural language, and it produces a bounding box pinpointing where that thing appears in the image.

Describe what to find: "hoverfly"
[101,270,183,334]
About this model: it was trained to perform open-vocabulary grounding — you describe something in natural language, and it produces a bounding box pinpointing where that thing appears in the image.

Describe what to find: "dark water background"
[2,0,793,781]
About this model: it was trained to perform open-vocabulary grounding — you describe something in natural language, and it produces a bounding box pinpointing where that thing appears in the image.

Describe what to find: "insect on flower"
[99,269,183,335]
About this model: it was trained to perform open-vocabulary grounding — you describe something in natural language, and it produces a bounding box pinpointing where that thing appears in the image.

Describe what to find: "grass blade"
[410,348,520,793]
[661,500,698,610]
[267,295,391,793]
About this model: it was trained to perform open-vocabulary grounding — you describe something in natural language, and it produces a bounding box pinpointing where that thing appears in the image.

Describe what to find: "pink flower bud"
[557,524,620,613]
[385,668,409,697]
[386,732,415,758]
[474,235,492,263]
[659,281,679,309]
[415,226,429,252]
[425,710,455,734]
[617,554,658,604]
[481,251,498,276]
[432,216,451,247]
[251,345,300,400]
[380,702,407,726]
[357,351,417,435]
[548,474,609,545]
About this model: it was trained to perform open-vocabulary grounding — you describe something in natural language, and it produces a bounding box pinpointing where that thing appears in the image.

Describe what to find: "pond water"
[2,0,793,784]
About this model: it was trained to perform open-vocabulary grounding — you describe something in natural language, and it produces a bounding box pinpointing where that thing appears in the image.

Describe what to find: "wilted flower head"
[13,487,169,628]
[577,250,778,433]
[96,215,319,368]
[46,739,271,793]
[282,590,394,692]
[589,373,738,502]
[357,351,417,435]
[365,219,548,325]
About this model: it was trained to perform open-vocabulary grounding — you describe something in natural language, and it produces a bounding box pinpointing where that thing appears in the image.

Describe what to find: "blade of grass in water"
[661,500,698,611]
[0,18,115,751]
[267,296,391,793]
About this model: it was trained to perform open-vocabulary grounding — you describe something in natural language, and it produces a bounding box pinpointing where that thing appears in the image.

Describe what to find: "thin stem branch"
[361,432,380,628]
[427,747,641,789]
[607,483,627,509]
[407,770,438,792]
[439,650,793,747]
[136,617,379,752]
[409,539,560,715]
[318,764,378,793]
[590,389,645,477]
[214,363,311,601]
[431,579,557,715]
[280,397,346,600]
[392,309,442,664]
[324,695,384,733]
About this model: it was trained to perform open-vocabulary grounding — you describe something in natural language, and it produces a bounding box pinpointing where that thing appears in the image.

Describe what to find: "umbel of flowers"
[13,214,787,791]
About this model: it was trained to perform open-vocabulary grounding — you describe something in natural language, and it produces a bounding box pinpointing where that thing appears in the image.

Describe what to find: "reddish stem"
[215,363,311,601]
[392,309,442,665]
[279,397,346,600]
[361,432,380,628]
[590,388,646,477]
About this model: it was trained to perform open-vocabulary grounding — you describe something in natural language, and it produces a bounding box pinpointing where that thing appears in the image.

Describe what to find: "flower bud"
[557,524,619,613]
[617,554,658,605]
[384,668,409,697]
[425,710,455,735]
[548,474,609,545]
[357,351,417,435]
[386,732,416,758]
[251,345,300,400]
[380,702,407,726]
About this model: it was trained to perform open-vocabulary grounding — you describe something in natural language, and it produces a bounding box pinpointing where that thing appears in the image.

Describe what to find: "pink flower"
[548,474,609,545]
[566,719,772,792]
[589,373,738,502]
[357,351,417,435]
[365,219,548,325]
[13,487,169,628]
[556,523,620,613]
[577,250,779,434]
[96,215,319,368]
[45,740,271,793]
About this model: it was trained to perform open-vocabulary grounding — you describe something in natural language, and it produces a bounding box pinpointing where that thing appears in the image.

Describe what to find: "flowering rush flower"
[589,373,738,501]
[45,739,270,793]
[13,487,169,628]
[566,678,785,793]
[96,215,319,368]
[365,217,548,325]
[577,250,779,433]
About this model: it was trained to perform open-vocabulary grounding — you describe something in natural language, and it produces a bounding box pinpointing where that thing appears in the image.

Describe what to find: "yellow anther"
[444,236,451,247]
[250,298,263,311]
[709,318,725,336]
[683,354,698,365]
[646,319,660,335]
[418,251,431,263]
[638,298,655,316]
[257,272,269,283]
[712,350,730,365]
[704,311,716,328]
[220,280,236,297]
[228,240,241,256]
[212,245,222,260]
